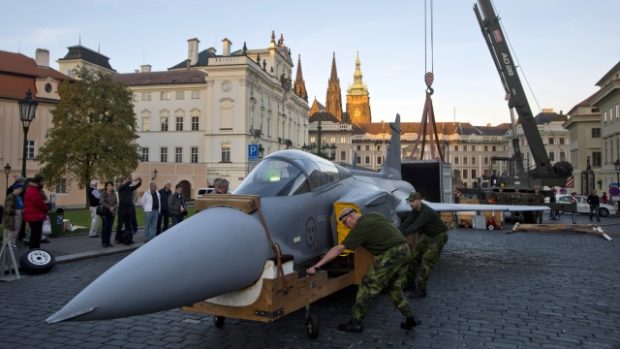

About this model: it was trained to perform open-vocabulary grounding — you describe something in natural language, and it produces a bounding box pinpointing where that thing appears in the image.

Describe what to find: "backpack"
[118,230,133,245]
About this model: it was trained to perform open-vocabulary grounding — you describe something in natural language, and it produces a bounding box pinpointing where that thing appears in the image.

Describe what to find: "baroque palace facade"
[56,33,309,200]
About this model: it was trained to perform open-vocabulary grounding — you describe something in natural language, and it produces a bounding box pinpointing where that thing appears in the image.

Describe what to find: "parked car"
[556,194,617,217]
[196,187,215,197]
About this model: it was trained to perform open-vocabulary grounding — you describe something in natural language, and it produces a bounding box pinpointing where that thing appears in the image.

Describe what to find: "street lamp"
[18,90,38,177]
[4,163,11,193]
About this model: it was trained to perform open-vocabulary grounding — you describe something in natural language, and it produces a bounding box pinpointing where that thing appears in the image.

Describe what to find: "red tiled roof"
[0,50,67,80]
[0,74,35,100]
[0,50,69,100]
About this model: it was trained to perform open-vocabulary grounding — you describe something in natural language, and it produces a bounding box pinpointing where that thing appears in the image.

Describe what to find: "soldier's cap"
[406,192,423,201]
[338,207,356,223]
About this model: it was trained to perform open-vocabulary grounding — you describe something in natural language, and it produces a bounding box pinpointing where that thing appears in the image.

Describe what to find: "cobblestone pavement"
[1,221,619,348]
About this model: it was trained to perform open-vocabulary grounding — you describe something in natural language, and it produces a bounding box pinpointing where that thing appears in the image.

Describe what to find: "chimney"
[187,38,200,66]
[35,48,50,67]
[140,64,151,73]
[222,38,232,56]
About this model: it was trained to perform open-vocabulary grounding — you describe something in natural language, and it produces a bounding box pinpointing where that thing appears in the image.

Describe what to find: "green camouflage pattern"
[351,244,414,322]
[407,231,448,289]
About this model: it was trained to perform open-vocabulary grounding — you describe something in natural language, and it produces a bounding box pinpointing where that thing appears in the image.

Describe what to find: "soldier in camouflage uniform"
[307,207,419,333]
[399,192,449,298]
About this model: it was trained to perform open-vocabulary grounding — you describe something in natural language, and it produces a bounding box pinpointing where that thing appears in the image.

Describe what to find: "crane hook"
[425,71,434,95]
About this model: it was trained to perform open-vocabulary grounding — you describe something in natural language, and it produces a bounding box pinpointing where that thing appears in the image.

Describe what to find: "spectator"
[88,179,101,237]
[23,175,48,250]
[157,181,172,235]
[115,177,141,244]
[2,184,23,248]
[587,190,601,223]
[601,192,608,204]
[140,182,160,242]
[168,184,187,226]
[212,178,230,194]
[100,181,118,248]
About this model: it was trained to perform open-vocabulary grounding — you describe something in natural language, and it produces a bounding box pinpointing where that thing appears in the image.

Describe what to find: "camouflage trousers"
[407,231,448,290]
[351,243,414,322]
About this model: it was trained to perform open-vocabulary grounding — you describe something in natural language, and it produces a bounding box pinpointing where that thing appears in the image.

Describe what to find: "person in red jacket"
[23,175,49,249]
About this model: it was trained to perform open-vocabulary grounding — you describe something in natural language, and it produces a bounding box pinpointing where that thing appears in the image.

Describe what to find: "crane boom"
[474,0,571,187]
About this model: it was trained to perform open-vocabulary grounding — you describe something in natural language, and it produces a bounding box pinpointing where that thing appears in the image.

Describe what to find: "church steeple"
[326,52,343,121]
[346,51,371,124]
[294,55,308,101]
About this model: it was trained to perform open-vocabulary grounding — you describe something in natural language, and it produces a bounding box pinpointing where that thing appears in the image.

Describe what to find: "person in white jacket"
[140,182,161,242]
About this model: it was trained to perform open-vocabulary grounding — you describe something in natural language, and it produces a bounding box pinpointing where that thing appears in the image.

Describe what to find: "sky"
[1,0,618,126]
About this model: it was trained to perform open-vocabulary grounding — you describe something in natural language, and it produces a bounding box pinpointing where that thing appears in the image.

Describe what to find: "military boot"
[401,316,421,330]
[409,287,427,298]
[337,320,363,333]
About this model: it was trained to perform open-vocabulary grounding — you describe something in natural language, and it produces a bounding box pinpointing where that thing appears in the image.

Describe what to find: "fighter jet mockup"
[47,114,547,324]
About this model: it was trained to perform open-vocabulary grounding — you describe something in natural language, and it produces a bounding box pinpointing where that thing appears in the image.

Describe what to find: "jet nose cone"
[47,207,270,323]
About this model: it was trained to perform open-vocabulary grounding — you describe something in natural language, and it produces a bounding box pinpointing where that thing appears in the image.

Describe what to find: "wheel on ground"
[599,208,609,217]
[487,224,494,230]
[20,249,55,274]
[213,315,225,328]
[305,314,319,339]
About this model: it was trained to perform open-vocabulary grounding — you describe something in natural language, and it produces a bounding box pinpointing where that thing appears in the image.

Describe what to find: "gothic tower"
[325,52,343,121]
[294,55,308,101]
[346,51,371,124]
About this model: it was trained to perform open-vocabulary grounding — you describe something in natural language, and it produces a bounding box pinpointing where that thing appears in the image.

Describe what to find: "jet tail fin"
[380,114,401,179]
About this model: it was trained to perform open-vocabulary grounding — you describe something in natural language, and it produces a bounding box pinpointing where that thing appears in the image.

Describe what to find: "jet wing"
[425,201,550,212]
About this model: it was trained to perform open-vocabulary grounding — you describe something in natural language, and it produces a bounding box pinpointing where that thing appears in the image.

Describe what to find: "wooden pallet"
[182,247,374,323]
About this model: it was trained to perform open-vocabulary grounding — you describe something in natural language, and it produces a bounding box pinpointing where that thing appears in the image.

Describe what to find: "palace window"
[141,147,149,162]
[191,116,200,131]
[175,147,183,163]
[191,147,198,163]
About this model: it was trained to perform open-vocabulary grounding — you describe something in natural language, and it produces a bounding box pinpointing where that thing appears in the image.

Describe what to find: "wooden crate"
[457,211,503,230]
[182,247,374,323]
[440,212,455,229]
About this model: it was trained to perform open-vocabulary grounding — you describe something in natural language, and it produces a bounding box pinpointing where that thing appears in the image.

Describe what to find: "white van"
[196,187,215,197]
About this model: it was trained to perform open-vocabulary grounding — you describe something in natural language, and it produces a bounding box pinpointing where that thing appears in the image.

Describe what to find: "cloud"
[31,27,76,46]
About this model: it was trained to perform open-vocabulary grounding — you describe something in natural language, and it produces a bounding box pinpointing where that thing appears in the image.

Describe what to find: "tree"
[38,67,139,205]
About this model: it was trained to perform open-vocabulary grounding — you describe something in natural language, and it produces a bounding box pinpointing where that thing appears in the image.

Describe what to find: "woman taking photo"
[100,181,118,248]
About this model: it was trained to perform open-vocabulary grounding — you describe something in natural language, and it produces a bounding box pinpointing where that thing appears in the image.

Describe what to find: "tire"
[599,208,609,217]
[213,315,225,328]
[305,314,319,339]
[20,249,55,274]
[487,225,494,230]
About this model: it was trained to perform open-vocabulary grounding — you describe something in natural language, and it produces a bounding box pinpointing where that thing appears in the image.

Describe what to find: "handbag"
[96,204,107,216]
[42,216,52,236]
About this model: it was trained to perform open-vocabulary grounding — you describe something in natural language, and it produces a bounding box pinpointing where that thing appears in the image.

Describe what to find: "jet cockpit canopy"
[234,150,340,197]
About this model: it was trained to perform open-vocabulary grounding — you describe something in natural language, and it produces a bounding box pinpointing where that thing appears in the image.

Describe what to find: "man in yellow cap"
[399,192,449,298]
[307,207,419,333]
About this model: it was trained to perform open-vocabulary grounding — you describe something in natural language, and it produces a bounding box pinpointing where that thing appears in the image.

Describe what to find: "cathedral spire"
[329,52,338,81]
[294,54,308,101]
[326,52,343,121]
[346,51,371,124]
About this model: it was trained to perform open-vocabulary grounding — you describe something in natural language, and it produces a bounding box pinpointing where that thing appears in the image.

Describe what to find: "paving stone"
[2,226,619,348]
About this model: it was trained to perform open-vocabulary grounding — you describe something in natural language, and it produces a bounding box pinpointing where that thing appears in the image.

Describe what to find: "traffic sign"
[248,144,259,161]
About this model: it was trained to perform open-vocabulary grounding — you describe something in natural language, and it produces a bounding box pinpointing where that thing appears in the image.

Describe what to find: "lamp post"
[18,90,38,177]
[4,163,11,193]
